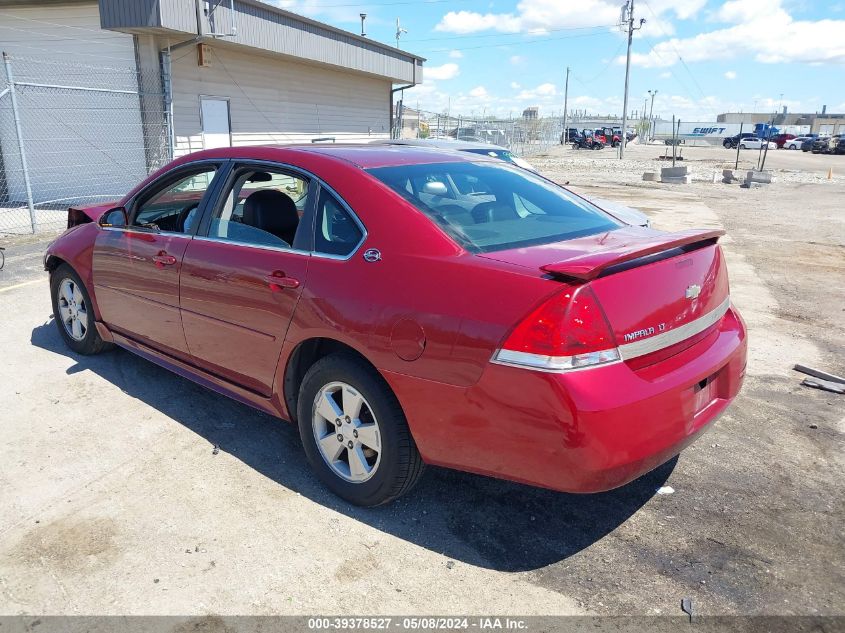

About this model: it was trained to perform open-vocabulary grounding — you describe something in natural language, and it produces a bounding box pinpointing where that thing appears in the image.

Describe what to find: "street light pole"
[619,0,645,159]
[647,89,657,141]
[562,66,570,144]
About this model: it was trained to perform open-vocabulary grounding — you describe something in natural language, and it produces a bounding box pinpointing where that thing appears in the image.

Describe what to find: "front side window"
[368,161,620,253]
[133,167,218,233]
[314,188,363,257]
[208,166,310,249]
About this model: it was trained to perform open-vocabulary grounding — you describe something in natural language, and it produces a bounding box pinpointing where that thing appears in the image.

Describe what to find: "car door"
[92,163,223,359]
[178,162,314,396]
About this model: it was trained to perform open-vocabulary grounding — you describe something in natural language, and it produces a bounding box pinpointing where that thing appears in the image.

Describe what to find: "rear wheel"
[50,264,110,355]
[739,144,747,149]
[297,353,424,506]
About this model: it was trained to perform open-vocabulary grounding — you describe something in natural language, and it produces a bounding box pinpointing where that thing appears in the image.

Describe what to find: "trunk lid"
[480,227,731,361]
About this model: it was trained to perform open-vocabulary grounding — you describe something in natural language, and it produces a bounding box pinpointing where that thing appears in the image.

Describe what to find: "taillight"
[493,286,620,371]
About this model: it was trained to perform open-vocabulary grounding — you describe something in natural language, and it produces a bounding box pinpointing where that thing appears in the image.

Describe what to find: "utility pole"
[647,89,657,141]
[395,18,407,49]
[619,0,645,158]
[562,66,570,144]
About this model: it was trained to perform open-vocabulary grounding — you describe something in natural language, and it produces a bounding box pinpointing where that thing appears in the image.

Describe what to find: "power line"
[414,29,615,54]
[403,24,617,43]
[640,1,708,101]
[0,11,121,37]
[207,47,297,142]
[572,40,626,85]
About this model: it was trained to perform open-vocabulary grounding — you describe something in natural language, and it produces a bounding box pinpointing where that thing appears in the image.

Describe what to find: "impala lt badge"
[685,284,701,300]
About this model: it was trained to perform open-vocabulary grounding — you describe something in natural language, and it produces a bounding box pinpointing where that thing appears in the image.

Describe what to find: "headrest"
[243,189,298,235]
[471,201,520,224]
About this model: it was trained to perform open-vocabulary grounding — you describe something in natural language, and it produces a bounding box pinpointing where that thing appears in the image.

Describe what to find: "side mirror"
[99,207,128,228]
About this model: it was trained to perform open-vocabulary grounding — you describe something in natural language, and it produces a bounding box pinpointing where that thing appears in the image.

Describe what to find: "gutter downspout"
[390,83,414,139]
[390,54,417,139]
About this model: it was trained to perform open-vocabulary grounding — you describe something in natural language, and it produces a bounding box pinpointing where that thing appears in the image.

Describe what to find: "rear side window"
[367,162,619,253]
[314,188,363,257]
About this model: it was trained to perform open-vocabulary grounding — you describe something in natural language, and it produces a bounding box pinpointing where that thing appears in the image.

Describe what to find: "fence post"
[3,52,36,234]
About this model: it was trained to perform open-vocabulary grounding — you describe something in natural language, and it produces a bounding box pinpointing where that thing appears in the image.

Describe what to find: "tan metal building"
[0,0,423,212]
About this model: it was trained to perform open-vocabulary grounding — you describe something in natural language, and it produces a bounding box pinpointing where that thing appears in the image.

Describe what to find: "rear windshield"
[367,161,620,252]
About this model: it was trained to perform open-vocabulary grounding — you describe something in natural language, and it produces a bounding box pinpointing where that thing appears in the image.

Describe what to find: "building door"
[200,97,231,149]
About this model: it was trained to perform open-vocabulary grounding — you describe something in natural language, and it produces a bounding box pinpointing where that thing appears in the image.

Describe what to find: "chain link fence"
[393,106,567,157]
[0,53,168,235]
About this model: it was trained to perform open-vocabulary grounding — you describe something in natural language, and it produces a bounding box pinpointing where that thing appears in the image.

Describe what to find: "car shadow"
[31,321,675,572]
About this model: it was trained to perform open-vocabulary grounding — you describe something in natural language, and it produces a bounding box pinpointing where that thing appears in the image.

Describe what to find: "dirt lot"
[0,143,842,618]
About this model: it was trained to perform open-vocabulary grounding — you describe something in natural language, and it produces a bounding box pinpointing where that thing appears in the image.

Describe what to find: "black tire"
[297,353,424,506]
[50,263,111,355]
[612,140,620,148]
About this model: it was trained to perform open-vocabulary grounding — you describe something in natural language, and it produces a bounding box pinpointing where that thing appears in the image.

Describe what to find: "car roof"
[377,139,509,152]
[175,143,497,169]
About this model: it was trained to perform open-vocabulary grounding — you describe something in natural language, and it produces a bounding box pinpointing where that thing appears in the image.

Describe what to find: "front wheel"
[297,353,425,506]
[50,264,111,355]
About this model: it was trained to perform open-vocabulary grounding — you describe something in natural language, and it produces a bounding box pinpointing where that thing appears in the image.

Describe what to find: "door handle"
[152,252,177,267]
[265,272,300,291]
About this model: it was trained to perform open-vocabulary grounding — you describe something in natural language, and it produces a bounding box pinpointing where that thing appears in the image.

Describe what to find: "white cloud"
[510,55,526,65]
[516,82,558,100]
[469,85,490,99]
[448,50,463,59]
[425,63,460,80]
[715,0,773,23]
[659,71,672,78]
[626,0,845,68]
[510,82,522,89]
[435,10,521,34]
[434,0,705,35]
[724,70,737,79]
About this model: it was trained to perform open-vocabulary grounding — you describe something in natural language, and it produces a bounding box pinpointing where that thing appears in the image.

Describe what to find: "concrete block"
[661,165,689,179]
[661,175,692,185]
[746,170,775,184]
[741,181,763,189]
[642,172,659,181]
[722,169,739,182]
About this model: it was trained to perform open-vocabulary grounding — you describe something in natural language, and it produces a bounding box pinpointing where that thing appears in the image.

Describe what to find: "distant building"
[717,110,844,135]
[522,107,539,120]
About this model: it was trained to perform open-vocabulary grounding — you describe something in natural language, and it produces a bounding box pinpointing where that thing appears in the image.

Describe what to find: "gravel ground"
[530,142,843,185]
[0,145,842,620]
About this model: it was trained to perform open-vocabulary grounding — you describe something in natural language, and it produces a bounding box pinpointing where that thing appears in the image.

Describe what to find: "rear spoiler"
[541,229,725,281]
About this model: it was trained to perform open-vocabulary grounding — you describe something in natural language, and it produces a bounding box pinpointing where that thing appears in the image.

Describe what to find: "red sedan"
[45,145,747,506]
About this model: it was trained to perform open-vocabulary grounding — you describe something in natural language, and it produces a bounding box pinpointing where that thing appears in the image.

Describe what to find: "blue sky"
[273,0,845,120]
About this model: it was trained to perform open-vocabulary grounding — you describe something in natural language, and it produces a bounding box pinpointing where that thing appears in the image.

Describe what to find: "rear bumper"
[383,306,747,493]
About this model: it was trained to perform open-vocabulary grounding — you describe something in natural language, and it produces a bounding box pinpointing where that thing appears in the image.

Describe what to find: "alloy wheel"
[312,381,382,483]
[57,278,88,341]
